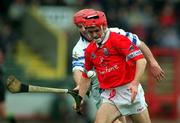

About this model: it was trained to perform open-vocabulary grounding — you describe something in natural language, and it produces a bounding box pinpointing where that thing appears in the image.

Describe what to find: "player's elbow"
[142,58,147,67]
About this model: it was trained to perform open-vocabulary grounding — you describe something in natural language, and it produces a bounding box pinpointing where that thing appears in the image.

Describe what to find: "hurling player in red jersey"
[76,10,151,123]
[73,9,126,123]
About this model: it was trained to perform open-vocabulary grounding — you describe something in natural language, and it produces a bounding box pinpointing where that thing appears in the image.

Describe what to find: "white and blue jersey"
[72,28,141,72]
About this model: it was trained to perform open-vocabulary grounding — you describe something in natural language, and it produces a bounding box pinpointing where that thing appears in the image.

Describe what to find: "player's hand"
[73,85,79,91]
[128,81,139,103]
[150,62,165,81]
[87,70,96,79]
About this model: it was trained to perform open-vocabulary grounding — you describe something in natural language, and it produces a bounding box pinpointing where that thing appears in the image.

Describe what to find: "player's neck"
[97,29,110,47]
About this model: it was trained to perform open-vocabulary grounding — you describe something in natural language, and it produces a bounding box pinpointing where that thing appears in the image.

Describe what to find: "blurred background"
[0,0,180,123]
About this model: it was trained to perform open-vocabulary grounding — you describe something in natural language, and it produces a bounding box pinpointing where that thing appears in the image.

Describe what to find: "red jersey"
[83,31,144,89]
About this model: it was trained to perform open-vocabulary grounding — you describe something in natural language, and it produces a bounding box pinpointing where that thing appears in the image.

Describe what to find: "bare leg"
[129,109,151,123]
[113,116,126,123]
[95,103,122,123]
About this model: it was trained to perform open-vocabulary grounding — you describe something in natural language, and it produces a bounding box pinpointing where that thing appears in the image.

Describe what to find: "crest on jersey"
[73,52,79,59]
[103,48,109,56]
[129,44,134,51]
[91,52,96,59]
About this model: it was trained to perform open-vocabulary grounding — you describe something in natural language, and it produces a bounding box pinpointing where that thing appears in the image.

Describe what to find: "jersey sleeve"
[125,31,141,47]
[72,43,85,72]
[114,35,144,62]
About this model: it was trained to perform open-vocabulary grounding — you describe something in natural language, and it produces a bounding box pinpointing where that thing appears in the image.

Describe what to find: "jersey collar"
[96,28,110,47]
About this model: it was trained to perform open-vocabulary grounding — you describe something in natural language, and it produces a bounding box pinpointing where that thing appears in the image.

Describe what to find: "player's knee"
[113,116,126,123]
[117,116,126,123]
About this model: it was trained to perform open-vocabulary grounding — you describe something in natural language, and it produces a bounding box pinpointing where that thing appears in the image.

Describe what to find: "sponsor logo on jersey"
[99,65,119,75]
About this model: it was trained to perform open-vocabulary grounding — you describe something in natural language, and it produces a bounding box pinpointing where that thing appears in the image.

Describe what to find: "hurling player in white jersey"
[72,9,165,123]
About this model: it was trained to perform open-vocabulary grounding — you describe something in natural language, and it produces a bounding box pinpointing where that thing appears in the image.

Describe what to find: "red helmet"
[82,10,107,28]
[73,9,96,26]
[97,11,107,26]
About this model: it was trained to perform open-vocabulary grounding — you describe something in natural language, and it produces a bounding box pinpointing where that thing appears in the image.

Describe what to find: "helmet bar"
[85,14,99,19]
[73,9,96,26]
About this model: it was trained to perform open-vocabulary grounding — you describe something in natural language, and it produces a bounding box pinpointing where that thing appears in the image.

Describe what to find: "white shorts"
[101,83,148,116]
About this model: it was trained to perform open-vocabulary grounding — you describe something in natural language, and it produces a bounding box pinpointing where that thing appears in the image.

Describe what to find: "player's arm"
[72,44,85,90]
[75,50,93,112]
[133,58,147,83]
[126,47,146,103]
[78,50,93,99]
[139,41,165,81]
[130,58,147,103]
[132,58,147,85]
[123,29,165,81]
[74,72,91,112]
[79,75,91,99]
[116,35,146,103]
[122,31,148,78]
[73,69,82,90]
[126,45,147,103]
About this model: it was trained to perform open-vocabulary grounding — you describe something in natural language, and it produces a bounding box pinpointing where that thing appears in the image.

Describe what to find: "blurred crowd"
[100,0,180,48]
[1,0,180,49]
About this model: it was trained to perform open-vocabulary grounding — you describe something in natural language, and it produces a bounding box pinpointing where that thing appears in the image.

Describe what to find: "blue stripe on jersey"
[72,62,84,67]
[132,35,137,45]
[73,56,85,61]
[125,32,130,36]
[73,58,78,61]
[126,32,137,45]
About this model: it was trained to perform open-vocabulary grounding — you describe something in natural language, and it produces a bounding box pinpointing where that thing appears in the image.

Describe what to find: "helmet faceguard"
[82,11,108,44]
[73,9,97,41]
[85,26,107,44]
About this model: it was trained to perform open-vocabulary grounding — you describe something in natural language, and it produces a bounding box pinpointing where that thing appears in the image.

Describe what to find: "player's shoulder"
[110,32,131,46]
[109,27,126,35]
[109,28,141,47]
[110,31,127,39]
[85,41,96,52]
[73,37,87,51]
